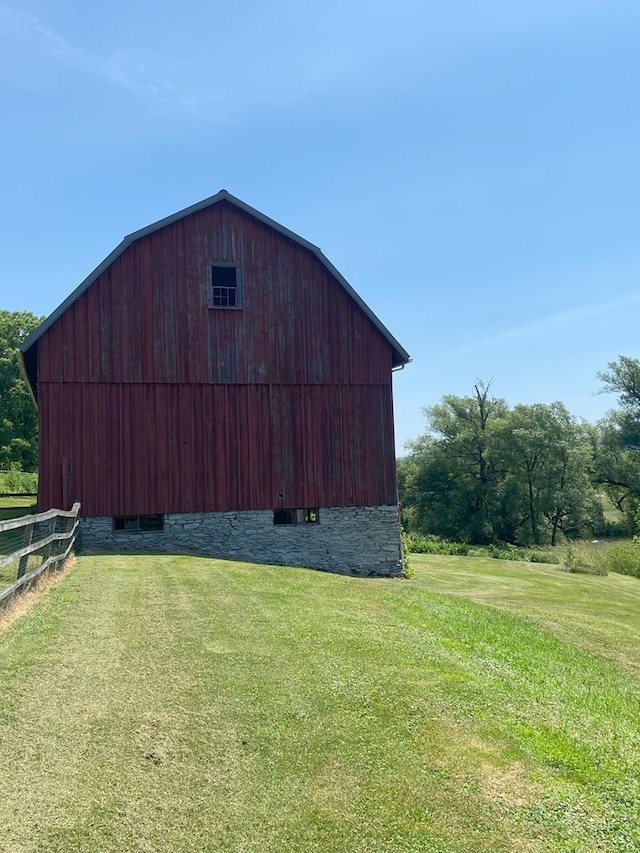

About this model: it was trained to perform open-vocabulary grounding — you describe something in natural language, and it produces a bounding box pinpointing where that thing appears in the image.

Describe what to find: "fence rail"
[0,493,37,498]
[0,503,81,608]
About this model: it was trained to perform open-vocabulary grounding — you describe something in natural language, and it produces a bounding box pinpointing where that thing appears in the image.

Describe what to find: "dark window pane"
[113,514,164,531]
[113,516,138,530]
[140,514,164,531]
[274,509,295,525]
[212,286,236,307]
[211,266,237,286]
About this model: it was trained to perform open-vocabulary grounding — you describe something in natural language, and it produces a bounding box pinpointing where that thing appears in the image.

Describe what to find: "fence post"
[43,516,57,564]
[17,520,35,579]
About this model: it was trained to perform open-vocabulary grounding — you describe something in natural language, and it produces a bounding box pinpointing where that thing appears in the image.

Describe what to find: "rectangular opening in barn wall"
[113,514,165,532]
[273,508,319,525]
[208,264,242,308]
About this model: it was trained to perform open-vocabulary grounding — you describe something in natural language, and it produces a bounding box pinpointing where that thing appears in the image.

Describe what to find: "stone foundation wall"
[79,505,404,577]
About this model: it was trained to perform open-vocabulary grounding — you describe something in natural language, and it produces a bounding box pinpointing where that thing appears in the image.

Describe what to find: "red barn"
[19,191,410,575]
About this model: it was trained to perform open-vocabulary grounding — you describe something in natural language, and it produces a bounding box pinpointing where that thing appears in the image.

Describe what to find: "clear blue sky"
[2,1,639,452]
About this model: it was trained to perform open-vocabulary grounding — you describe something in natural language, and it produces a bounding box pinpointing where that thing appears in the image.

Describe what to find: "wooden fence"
[0,503,81,609]
[0,493,38,498]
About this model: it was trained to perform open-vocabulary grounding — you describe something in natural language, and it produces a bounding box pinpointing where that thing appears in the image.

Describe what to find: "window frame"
[113,514,165,533]
[207,262,243,310]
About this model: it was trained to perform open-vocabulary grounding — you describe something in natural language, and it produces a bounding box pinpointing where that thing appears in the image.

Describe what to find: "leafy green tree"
[496,403,602,545]
[400,382,508,543]
[598,356,640,409]
[400,387,603,546]
[0,309,43,472]
[594,356,640,525]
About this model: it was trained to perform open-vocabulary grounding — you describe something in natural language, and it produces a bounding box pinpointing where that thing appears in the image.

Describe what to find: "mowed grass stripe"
[0,554,638,852]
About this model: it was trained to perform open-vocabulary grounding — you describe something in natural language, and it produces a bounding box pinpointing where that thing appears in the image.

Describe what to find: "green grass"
[0,499,35,523]
[412,553,640,677]
[600,492,625,525]
[0,555,41,589]
[0,495,35,506]
[0,563,17,587]
[1,554,640,852]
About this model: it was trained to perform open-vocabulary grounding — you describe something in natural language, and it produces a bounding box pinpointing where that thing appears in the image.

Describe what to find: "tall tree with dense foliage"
[400,385,603,546]
[595,356,640,525]
[0,309,43,472]
[495,403,602,545]
[399,382,509,543]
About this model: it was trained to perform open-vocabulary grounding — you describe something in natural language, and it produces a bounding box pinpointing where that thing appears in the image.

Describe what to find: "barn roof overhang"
[18,189,411,395]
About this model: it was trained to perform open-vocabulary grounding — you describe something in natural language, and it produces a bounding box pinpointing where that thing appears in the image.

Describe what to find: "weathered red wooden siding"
[36,201,399,515]
[38,204,393,386]
[38,383,397,515]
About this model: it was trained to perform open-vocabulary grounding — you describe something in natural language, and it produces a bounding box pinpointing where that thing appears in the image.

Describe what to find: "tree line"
[398,357,640,546]
[0,309,42,473]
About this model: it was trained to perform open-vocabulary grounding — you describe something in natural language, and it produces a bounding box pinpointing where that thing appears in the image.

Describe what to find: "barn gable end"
[19,191,410,576]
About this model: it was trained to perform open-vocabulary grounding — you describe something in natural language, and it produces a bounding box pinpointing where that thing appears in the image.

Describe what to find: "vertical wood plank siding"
[37,202,399,516]
[38,383,397,516]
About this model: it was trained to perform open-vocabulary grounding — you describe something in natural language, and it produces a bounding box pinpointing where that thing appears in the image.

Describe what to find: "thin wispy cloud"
[0,4,362,119]
[0,3,410,120]
[451,292,640,358]
[0,1,607,123]
[0,6,178,106]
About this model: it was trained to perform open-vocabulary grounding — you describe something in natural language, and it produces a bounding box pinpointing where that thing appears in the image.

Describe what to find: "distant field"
[0,553,639,852]
[600,492,625,524]
[0,496,36,523]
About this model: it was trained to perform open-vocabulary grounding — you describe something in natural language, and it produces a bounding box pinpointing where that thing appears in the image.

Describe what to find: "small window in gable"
[208,263,242,309]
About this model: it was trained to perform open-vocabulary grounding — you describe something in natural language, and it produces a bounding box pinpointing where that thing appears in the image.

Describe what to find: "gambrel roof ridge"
[19,189,410,367]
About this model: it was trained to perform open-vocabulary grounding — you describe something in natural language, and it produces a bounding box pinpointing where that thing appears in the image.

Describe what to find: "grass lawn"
[0,495,36,524]
[0,496,35,507]
[0,554,639,852]
[0,555,42,590]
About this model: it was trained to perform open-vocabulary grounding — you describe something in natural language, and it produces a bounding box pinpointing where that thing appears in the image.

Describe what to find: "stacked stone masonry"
[80,505,404,577]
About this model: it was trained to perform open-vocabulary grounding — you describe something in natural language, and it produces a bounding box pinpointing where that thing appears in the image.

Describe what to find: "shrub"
[561,543,608,575]
[487,543,524,561]
[405,536,469,556]
[404,536,563,568]
[528,550,560,565]
[606,543,640,578]
[473,542,542,562]
[562,547,585,574]
[0,470,37,494]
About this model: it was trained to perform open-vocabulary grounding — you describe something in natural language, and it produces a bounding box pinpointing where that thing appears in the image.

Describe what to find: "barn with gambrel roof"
[19,190,410,575]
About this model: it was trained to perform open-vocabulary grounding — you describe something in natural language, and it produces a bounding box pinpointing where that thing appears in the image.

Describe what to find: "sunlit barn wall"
[38,382,397,516]
[24,195,409,574]
[34,200,401,518]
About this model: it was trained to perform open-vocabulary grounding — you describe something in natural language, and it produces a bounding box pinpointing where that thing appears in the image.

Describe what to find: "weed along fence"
[0,503,80,608]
